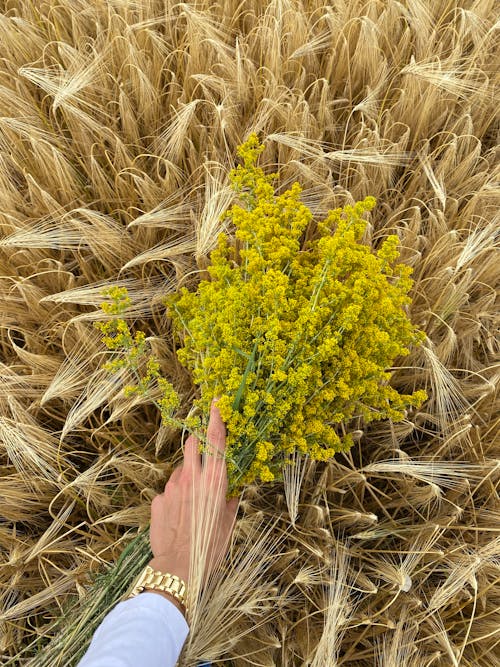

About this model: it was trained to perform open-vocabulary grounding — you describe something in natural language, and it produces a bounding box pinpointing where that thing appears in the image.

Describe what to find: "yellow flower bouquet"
[95,133,427,496]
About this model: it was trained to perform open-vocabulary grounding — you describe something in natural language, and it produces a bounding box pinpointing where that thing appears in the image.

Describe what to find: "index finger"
[182,432,202,477]
[203,397,227,470]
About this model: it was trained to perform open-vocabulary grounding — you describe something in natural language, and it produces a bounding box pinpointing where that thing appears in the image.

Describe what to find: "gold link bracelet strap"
[128,565,188,614]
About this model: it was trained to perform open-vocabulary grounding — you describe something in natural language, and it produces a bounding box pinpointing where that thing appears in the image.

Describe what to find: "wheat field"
[0,0,498,665]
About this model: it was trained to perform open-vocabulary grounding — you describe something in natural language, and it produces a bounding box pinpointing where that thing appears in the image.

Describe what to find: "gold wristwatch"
[128,565,187,614]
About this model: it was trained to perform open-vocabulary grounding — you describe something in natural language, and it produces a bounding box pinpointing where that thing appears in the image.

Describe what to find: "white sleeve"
[76,592,190,667]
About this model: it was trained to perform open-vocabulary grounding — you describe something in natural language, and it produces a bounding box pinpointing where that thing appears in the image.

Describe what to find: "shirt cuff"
[117,591,190,635]
[134,591,189,631]
[78,590,190,667]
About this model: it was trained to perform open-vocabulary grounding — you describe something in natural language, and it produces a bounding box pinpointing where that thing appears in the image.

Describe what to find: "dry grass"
[0,0,498,665]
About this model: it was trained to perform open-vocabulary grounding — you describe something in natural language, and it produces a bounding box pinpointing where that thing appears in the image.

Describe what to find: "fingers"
[169,398,227,492]
[203,397,228,489]
[214,496,240,557]
[227,496,239,517]
[182,432,202,477]
[165,465,182,490]
[204,397,226,462]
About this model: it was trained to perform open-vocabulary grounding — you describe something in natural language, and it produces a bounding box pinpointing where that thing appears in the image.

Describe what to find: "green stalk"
[4,528,151,666]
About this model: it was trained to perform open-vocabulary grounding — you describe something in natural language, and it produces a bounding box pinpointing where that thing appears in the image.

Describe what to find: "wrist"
[148,556,189,587]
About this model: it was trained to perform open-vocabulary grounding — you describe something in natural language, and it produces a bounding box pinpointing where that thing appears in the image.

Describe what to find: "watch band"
[128,565,188,614]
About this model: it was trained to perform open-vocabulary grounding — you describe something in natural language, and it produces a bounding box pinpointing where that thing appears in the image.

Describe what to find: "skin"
[145,398,240,621]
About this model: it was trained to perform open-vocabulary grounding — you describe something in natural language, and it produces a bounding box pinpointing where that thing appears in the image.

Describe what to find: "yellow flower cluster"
[94,287,181,420]
[94,135,427,496]
[163,133,427,493]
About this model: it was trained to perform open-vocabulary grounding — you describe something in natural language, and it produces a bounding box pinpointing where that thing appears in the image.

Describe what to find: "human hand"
[148,397,239,594]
